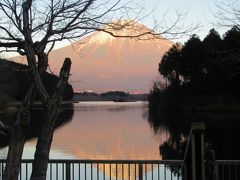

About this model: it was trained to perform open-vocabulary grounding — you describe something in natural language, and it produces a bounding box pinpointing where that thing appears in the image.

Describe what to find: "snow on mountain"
[12,20,173,93]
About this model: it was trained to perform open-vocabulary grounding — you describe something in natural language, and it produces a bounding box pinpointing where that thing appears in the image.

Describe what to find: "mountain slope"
[12,20,173,93]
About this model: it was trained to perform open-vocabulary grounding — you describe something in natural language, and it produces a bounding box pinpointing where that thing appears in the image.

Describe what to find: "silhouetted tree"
[159,43,182,85]
[0,0,194,179]
[148,81,165,110]
[151,26,240,110]
[181,35,206,88]
[214,1,240,95]
[221,26,240,94]
[203,29,222,51]
[202,29,224,93]
[223,26,240,50]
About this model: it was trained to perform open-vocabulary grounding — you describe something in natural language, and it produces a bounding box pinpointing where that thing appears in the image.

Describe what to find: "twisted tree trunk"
[3,52,48,180]
[30,58,71,180]
[3,86,34,180]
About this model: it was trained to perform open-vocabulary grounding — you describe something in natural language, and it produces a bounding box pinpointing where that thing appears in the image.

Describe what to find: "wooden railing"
[182,122,206,180]
[206,160,240,180]
[182,122,240,180]
[0,159,183,180]
[2,122,239,180]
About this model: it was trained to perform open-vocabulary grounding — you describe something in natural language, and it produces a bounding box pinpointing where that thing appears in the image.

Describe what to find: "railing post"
[139,163,143,180]
[206,148,217,180]
[191,133,196,180]
[183,122,205,180]
[207,150,218,180]
[214,164,219,180]
[191,122,205,180]
[66,162,71,180]
[210,150,218,180]
[183,163,188,180]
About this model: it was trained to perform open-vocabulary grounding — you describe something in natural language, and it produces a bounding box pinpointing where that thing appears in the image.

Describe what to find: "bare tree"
[214,0,240,28]
[0,0,196,179]
[212,0,240,73]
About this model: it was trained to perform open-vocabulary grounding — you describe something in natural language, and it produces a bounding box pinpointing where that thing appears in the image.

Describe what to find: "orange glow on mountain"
[10,20,173,93]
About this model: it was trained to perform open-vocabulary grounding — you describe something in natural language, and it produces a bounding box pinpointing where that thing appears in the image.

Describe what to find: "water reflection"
[50,102,162,160]
[0,102,165,160]
[147,110,240,160]
[0,103,74,149]
[0,102,183,179]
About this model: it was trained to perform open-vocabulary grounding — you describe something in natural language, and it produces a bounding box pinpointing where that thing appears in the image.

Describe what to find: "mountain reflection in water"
[0,101,165,160]
[50,101,162,160]
[148,110,240,160]
[1,102,238,161]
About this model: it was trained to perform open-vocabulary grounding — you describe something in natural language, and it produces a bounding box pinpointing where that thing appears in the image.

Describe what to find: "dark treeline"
[74,91,147,101]
[0,58,75,146]
[149,26,240,110]
[0,59,74,110]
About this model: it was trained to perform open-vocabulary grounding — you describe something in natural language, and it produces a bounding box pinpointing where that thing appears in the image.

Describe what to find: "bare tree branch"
[0,1,198,179]
[214,0,240,28]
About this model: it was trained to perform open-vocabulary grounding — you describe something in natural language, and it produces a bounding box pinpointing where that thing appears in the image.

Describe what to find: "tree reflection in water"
[147,110,240,160]
[0,103,74,148]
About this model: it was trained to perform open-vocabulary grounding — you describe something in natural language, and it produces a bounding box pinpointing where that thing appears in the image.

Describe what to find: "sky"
[49,0,225,50]
[132,0,226,43]
[1,0,228,53]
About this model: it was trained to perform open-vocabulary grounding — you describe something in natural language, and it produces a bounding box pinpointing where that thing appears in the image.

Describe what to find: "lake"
[0,101,167,160]
[1,101,240,180]
[1,101,240,161]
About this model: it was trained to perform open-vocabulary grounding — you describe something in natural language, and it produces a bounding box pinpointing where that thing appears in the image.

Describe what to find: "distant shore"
[73,91,148,102]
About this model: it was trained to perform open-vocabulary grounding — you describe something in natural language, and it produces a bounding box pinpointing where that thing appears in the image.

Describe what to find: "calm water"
[0,101,167,160]
[1,101,240,161]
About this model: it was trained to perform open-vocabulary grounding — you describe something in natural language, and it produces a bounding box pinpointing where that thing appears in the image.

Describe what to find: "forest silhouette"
[149,26,240,111]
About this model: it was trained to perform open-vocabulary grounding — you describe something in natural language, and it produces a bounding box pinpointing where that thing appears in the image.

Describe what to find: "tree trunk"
[4,1,70,179]
[3,4,38,178]
[3,51,49,180]
[30,58,71,180]
[3,125,27,180]
[3,86,34,180]
[30,108,58,180]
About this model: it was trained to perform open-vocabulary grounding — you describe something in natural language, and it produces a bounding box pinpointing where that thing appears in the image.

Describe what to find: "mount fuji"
[12,20,173,93]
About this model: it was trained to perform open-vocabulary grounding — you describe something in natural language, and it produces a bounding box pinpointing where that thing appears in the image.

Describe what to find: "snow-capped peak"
[80,19,165,47]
